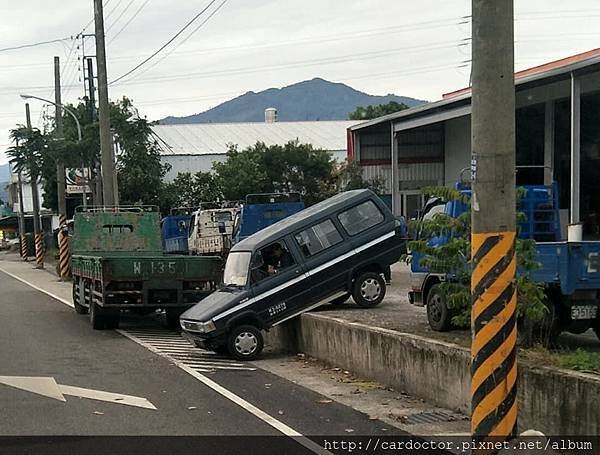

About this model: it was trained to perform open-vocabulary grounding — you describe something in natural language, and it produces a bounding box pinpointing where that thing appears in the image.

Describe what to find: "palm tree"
[7,126,46,267]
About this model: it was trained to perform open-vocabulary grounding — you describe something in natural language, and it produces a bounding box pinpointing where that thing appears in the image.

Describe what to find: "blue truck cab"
[161,208,194,254]
[409,179,600,340]
[231,193,305,245]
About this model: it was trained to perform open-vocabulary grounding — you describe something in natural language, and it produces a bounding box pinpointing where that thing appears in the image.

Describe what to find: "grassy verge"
[520,345,600,375]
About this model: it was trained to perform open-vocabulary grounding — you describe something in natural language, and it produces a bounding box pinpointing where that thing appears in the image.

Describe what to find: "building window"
[294,219,343,257]
[338,200,384,236]
[397,123,444,162]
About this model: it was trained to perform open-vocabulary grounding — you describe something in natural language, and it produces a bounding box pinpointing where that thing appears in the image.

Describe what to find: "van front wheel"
[353,272,386,308]
[227,325,264,361]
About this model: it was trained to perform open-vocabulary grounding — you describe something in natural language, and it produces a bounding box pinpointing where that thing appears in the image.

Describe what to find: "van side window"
[251,241,296,283]
[294,219,343,257]
[337,200,384,236]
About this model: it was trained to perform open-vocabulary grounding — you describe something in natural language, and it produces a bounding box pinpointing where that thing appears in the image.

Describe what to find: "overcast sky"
[1,0,599,164]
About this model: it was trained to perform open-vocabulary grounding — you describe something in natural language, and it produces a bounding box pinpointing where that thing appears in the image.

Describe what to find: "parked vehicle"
[231,193,305,245]
[408,176,600,341]
[70,206,222,330]
[188,202,239,257]
[180,189,407,360]
[161,208,194,254]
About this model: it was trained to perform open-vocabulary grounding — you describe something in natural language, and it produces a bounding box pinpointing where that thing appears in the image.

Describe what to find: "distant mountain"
[0,163,9,182]
[160,78,427,124]
[0,163,10,206]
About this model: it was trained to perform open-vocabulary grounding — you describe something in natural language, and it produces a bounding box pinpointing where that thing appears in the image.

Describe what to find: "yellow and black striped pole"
[35,232,44,269]
[471,0,517,448]
[58,215,71,280]
[20,234,28,260]
[471,233,517,438]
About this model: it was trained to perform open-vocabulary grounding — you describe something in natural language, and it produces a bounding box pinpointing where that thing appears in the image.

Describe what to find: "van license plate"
[571,306,598,320]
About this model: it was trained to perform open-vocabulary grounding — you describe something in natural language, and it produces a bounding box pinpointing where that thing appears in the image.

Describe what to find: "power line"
[108,0,151,46]
[0,37,72,54]
[109,0,221,85]
[127,0,229,82]
[106,0,136,33]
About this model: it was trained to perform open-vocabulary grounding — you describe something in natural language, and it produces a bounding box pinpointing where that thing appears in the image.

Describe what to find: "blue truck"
[408,178,600,341]
[231,193,305,245]
[161,208,194,254]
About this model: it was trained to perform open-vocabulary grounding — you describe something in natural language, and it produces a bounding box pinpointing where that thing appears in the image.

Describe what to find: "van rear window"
[295,219,342,257]
[338,200,384,236]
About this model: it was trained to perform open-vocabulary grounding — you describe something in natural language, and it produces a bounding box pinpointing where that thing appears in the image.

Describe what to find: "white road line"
[118,329,330,455]
[0,267,74,308]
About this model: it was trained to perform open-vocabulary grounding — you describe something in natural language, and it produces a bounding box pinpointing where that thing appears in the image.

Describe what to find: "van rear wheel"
[227,325,264,361]
[353,272,386,308]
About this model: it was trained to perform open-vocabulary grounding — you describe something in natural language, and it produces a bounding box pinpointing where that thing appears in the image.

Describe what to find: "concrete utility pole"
[54,56,70,279]
[470,0,517,443]
[16,167,28,260]
[94,0,116,206]
[26,103,44,269]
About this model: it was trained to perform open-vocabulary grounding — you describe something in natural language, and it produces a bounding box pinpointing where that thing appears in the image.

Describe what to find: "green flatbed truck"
[70,206,222,330]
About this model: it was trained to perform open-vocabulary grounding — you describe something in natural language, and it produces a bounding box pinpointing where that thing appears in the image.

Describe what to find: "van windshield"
[223,252,251,287]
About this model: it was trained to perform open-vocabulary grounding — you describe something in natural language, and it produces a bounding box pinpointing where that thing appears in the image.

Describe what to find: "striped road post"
[20,234,28,260]
[34,232,44,269]
[471,232,518,439]
[58,215,71,280]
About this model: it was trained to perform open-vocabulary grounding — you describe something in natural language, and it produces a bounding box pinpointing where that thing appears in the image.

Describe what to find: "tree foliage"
[213,141,337,206]
[404,187,549,346]
[349,101,409,120]
[160,171,224,214]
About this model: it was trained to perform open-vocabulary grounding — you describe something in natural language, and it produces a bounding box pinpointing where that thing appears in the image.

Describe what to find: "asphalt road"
[0,270,407,454]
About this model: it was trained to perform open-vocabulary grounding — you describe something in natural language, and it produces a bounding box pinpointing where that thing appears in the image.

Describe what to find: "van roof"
[230,189,377,252]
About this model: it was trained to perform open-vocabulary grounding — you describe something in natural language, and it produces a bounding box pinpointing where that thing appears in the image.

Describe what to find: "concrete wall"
[266,314,600,435]
[444,115,471,186]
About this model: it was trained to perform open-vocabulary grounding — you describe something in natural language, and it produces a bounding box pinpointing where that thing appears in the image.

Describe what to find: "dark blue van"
[180,189,406,360]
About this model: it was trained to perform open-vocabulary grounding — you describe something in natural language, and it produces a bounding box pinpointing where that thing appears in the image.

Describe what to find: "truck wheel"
[330,293,350,306]
[89,301,106,330]
[72,281,88,315]
[165,308,183,329]
[353,272,386,308]
[227,325,264,361]
[426,284,452,332]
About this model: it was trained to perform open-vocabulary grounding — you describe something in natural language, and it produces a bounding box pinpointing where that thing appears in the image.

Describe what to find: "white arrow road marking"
[0,376,66,402]
[0,376,156,410]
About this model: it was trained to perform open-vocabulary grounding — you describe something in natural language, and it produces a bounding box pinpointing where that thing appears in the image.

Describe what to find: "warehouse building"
[152,116,357,182]
[347,48,600,239]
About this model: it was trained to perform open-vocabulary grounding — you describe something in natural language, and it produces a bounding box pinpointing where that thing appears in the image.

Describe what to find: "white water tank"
[265,107,278,123]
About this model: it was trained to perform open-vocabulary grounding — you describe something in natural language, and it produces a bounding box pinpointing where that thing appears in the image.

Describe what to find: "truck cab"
[231,193,305,245]
[188,202,239,257]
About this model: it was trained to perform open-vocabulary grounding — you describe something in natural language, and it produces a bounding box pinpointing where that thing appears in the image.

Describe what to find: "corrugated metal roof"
[350,48,600,132]
[151,121,358,155]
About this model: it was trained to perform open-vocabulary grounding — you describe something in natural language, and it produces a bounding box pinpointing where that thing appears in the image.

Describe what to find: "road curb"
[265,313,600,436]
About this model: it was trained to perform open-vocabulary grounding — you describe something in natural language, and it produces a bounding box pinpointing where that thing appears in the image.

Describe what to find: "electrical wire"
[126,0,229,82]
[109,0,220,85]
[0,37,72,54]
[107,0,151,46]
[106,0,137,34]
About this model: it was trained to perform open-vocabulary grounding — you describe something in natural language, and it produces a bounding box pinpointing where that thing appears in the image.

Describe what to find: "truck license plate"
[571,305,598,320]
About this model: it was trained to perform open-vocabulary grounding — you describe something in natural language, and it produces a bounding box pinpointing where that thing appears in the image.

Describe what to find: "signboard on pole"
[66,168,91,194]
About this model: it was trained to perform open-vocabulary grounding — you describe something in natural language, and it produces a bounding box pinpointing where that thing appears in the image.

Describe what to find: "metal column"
[543,101,555,186]
[570,72,581,225]
[390,121,400,216]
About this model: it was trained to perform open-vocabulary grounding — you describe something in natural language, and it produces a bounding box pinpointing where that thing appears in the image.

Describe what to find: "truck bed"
[532,241,600,294]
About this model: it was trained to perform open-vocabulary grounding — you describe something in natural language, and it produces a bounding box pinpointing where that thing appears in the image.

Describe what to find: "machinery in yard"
[161,207,194,254]
[70,206,222,330]
[188,202,239,257]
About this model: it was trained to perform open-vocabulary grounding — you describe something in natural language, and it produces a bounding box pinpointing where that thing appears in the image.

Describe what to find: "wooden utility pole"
[94,0,116,206]
[55,56,70,279]
[470,0,517,443]
[26,103,44,269]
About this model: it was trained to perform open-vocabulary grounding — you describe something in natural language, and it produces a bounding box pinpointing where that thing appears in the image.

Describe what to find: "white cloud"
[1,0,599,163]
